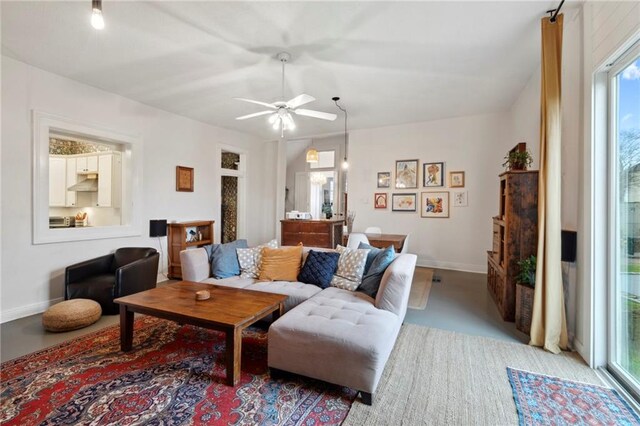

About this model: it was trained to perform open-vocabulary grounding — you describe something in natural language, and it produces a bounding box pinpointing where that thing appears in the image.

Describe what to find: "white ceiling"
[1,1,565,140]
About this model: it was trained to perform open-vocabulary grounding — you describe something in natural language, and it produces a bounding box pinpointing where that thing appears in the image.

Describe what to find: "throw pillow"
[330,245,370,291]
[237,239,278,279]
[209,239,248,279]
[357,245,396,298]
[298,250,341,288]
[259,244,303,281]
[358,242,382,274]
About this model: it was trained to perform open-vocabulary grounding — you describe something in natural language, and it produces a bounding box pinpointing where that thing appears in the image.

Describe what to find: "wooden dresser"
[487,171,538,321]
[281,219,344,249]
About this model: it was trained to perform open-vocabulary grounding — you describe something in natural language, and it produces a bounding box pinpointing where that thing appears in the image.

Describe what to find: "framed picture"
[374,193,388,209]
[176,166,194,192]
[453,191,468,207]
[449,171,465,188]
[395,160,419,189]
[423,162,444,187]
[392,193,417,212]
[377,172,391,188]
[421,191,449,218]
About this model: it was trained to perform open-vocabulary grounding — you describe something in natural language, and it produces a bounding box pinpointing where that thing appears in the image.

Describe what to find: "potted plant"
[515,255,536,335]
[502,150,533,171]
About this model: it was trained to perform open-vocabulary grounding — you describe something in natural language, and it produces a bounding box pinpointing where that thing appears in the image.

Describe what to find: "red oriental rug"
[1,316,356,425]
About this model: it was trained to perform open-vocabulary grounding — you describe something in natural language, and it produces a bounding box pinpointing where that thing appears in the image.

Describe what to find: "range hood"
[68,176,98,192]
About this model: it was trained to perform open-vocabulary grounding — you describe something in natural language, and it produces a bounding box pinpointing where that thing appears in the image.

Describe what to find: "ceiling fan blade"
[235,110,273,120]
[286,94,315,109]
[234,98,277,110]
[294,109,337,121]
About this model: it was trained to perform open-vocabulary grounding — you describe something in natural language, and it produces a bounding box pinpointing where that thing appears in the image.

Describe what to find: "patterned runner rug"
[507,367,640,425]
[1,316,355,425]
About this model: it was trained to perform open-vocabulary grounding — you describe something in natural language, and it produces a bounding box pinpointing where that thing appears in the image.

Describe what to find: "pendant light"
[333,97,348,169]
[306,147,319,163]
[91,0,105,30]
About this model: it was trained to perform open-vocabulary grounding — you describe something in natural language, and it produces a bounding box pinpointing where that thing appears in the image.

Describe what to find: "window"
[608,44,640,397]
[33,111,142,244]
[309,150,335,169]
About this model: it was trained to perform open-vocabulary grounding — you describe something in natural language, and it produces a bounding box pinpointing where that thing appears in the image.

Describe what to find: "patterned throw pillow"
[237,239,278,279]
[298,250,341,288]
[330,245,370,291]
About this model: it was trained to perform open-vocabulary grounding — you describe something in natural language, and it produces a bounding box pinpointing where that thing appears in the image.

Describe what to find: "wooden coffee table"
[113,281,287,386]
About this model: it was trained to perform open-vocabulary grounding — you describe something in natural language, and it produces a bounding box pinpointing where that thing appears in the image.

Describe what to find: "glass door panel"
[611,50,640,395]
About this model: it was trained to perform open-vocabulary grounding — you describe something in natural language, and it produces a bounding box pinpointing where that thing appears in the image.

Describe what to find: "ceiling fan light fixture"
[306,148,319,163]
[91,0,105,30]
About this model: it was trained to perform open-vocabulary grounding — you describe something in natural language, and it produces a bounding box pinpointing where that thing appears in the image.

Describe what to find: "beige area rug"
[407,268,434,310]
[343,324,603,426]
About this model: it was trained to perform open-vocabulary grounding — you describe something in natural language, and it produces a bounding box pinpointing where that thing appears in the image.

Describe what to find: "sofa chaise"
[180,246,417,404]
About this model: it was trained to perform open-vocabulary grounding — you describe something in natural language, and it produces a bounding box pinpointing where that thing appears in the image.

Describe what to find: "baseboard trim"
[416,256,486,274]
[1,297,64,324]
[573,338,586,360]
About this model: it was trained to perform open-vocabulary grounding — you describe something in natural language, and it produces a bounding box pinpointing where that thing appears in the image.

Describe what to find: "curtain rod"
[546,0,565,23]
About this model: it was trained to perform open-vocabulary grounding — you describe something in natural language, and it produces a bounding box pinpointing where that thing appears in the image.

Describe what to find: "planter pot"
[515,283,535,335]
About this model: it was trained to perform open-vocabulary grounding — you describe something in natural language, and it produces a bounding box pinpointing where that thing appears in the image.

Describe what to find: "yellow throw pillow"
[258,244,303,281]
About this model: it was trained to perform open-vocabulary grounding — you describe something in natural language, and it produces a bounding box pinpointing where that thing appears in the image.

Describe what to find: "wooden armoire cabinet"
[487,171,538,321]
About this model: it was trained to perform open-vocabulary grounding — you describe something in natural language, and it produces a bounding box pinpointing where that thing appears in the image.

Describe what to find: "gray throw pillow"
[209,239,248,279]
[357,245,395,298]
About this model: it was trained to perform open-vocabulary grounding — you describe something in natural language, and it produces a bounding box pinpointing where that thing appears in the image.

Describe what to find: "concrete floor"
[404,268,529,344]
[0,269,527,362]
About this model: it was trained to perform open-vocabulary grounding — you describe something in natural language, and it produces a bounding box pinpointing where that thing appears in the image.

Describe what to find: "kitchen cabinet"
[49,157,67,207]
[96,153,121,207]
[76,155,98,173]
[65,157,77,207]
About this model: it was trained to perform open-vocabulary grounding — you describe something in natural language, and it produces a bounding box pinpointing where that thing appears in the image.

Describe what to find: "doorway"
[220,148,245,243]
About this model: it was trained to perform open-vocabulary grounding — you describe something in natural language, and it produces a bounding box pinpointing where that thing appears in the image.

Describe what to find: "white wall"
[348,112,511,273]
[1,56,277,322]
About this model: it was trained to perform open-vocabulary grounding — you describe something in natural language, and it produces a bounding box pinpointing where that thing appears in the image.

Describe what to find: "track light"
[91,0,105,30]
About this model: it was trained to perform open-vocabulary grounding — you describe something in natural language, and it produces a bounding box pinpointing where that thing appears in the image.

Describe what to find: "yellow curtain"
[530,14,568,354]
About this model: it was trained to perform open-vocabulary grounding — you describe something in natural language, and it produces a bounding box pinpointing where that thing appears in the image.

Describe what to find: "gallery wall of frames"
[374,160,467,218]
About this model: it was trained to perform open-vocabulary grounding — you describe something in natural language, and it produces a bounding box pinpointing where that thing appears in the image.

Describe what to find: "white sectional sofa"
[180,246,417,405]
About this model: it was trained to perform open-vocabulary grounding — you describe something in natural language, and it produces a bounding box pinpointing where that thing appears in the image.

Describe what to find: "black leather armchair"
[65,247,160,315]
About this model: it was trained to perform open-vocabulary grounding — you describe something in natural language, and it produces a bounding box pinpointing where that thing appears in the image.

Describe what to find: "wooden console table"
[342,233,407,253]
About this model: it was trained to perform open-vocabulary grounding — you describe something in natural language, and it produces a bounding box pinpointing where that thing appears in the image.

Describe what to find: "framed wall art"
[421,191,449,218]
[377,172,391,188]
[176,166,194,192]
[453,191,468,207]
[449,171,465,188]
[423,162,444,187]
[395,160,419,189]
[392,193,417,212]
[374,193,388,209]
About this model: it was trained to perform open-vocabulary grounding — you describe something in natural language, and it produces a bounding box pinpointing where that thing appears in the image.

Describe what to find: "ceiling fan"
[235,52,337,137]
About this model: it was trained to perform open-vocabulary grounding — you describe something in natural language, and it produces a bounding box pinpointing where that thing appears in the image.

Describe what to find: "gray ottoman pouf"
[42,299,102,332]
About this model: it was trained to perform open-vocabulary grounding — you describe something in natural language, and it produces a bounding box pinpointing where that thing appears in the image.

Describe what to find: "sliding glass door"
[609,43,640,397]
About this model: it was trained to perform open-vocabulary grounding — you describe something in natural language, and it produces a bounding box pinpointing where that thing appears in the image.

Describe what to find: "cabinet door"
[65,157,77,207]
[97,155,112,207]
[76,157,87,172]
[86,155,98,172]
[49,157,66,207]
